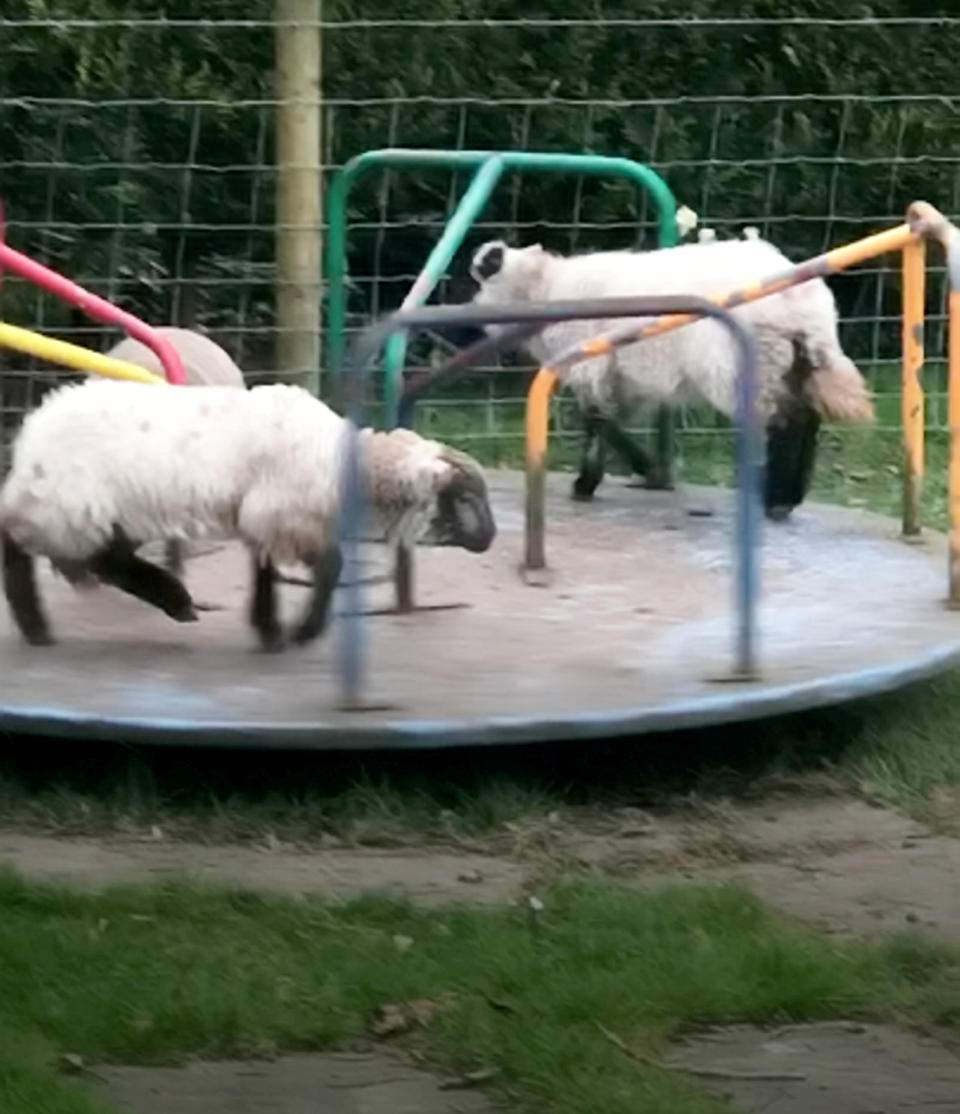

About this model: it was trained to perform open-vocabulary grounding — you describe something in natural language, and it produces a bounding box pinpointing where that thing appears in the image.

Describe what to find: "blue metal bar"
[342,295,760,705]
[396,321,544,427]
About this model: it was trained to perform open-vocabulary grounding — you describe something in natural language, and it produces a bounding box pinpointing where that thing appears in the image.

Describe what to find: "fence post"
[275,0,322,393]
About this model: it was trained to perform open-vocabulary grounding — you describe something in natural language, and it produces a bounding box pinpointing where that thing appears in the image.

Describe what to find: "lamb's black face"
[422,454,496,553]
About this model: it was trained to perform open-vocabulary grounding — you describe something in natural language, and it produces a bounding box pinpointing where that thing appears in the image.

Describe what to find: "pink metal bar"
[0,201,185,385]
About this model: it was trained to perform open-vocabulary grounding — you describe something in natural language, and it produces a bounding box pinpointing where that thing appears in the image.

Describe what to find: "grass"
[3,869,960,1113]
[4,656,960,846]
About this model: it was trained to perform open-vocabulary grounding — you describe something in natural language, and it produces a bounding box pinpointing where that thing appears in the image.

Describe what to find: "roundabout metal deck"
[0,469,957,750]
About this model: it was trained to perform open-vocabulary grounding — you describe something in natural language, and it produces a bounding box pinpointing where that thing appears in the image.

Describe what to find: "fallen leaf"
[439,1066,499,1090]
[368,997,449,1038]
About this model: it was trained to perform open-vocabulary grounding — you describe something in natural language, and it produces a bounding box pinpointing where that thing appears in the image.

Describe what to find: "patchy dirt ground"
[667,1022,960,1113]
[86,1050,500,1114]
[84,1023,960,1114]
[10,791,960,1114]
[3,792,959,938]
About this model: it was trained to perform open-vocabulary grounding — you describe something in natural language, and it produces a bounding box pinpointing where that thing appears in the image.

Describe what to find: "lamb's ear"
[432,446,484,491]
[470,240,508,283]
[433,448,496,553]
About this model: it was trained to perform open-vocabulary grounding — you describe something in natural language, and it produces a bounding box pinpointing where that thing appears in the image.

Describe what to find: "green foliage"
[0,1,957,376]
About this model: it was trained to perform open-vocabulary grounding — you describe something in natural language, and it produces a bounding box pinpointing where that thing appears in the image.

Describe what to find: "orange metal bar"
[523,212,931,587]
[548,224,920,374]
[949,287,960,605]
[812,223,918,276]
[901,238,926,536]
[525,367,559,571]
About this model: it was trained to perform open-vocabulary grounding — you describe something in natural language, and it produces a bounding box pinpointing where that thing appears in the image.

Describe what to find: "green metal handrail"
[325,147,679,429]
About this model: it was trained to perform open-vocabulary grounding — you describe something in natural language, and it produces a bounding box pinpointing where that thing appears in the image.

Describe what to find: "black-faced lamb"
[468,237,874,520]
[0,379,495,651]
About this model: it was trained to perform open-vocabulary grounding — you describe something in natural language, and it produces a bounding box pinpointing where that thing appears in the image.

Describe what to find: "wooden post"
[275,0,322,393]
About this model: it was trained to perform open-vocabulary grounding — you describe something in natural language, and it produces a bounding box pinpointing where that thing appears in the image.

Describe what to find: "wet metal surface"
[0,469,958,749]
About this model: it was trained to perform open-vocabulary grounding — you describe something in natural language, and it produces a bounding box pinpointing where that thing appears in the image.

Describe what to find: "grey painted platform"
[0,469,958,749]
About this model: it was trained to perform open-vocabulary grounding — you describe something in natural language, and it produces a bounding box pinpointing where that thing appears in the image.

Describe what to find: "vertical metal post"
[275,0,322,393]
[947,243,960,605]
[901,237,925,536]
[524,369,559,576]
[733,330,762,679]
[339,418,366,707]
[652,195,679,492]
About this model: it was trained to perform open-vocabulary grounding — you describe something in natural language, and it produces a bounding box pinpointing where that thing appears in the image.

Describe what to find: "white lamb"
[468,237,874,519]
[0,379,495,651]
[105,326,245,578]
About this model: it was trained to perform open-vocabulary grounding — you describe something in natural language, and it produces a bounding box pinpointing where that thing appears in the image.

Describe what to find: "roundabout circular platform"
[0,469,958,749]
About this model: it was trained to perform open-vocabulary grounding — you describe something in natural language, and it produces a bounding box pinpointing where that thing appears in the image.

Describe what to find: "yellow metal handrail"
[0,321,166,386]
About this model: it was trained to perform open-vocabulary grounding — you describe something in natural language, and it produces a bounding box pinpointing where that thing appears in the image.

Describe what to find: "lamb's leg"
[89,529,199,622]
[50,558,98,590]
[572,408,609,501]
[164,538,185,578]
[249,553,285,653]
[647,405,676,490]
[603,421,657,483]
[394,542,413,612]
[3,534,54,646]
[291,546,343,646]
[163,537,226,613]
[575,408,663,499]
[764,402,821,521]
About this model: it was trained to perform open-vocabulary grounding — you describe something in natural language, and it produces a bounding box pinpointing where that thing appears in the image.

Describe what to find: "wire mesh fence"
[1,5,959,477]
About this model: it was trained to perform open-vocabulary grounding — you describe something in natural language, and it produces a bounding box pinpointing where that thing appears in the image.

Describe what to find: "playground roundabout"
[1,469,958,750]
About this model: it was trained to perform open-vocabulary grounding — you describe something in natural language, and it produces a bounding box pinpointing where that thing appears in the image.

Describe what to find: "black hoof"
[193,600,227,612]
[572,474,600,501]
[766,505,795,522]
[25,629,55,647]
[644,474,675,492]
[290,625,323,647]
[257,630,287,654]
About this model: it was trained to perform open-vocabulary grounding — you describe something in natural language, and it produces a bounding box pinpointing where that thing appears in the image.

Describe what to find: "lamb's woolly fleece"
[0,380,473,567]
[469,238,874,425]
[105,326,245,387]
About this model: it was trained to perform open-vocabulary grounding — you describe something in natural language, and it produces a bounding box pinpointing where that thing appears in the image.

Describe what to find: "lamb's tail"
[802,350,876,425]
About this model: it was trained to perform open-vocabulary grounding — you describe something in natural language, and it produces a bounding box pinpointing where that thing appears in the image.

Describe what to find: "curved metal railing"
[339,296,761,708]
